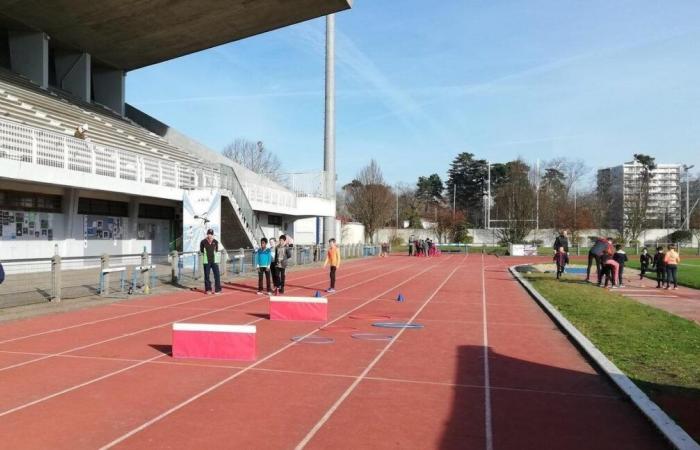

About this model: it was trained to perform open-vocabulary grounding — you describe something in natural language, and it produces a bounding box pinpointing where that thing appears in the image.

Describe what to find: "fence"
[0,244,380,309]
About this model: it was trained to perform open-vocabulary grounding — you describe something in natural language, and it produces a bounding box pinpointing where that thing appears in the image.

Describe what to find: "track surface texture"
[0,254,671,449]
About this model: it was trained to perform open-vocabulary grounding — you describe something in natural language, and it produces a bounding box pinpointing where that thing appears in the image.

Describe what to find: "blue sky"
[127,0,700,188]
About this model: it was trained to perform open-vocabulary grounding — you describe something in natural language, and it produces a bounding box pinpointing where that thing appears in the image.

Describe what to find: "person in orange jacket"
[323,238,341,293]
[664,244,681,290]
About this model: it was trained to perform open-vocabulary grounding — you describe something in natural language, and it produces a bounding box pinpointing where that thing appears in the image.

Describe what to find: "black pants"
[203,263,221,293]
[330,266,337,289]
[408,245,413,256]
[656,268,666,287]
[258,268,271,292]
[603,265,615,287]
[640,263,648,279]
[586,252,601,282]
[666,265,678,288]
[556,264,565,279]
[618,265,625,285]
[274,267,286,292]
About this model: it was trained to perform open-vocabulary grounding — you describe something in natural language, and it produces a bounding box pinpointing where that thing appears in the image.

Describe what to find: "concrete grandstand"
[0,1,350,260]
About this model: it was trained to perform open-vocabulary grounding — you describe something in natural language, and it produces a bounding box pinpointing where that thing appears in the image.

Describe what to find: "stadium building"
[0,1,351,260]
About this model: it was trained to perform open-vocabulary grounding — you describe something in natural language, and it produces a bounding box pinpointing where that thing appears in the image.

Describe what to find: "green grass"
[525,274,700,437]
[625,257,700,290]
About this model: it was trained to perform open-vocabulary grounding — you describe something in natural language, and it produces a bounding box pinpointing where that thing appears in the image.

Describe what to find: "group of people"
[408,238,438,257]
[640,245,682,290]
[199,229,342,295]
[253,236,341,295]
[583,237,681,289]
[552,230,682,290]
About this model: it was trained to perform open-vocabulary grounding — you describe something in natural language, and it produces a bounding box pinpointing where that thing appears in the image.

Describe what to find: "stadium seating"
[0,68,204,167]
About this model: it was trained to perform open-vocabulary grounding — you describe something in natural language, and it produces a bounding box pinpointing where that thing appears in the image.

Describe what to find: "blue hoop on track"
[291,336,335,344]
[372,322,424,329]
[351,333,394,341]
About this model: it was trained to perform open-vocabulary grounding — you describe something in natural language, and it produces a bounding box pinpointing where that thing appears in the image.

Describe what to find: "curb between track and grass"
[509,265,700,450]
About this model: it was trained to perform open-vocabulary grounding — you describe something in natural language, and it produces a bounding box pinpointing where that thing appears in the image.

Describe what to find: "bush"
[390,236,404,247]
[669,230,693,244]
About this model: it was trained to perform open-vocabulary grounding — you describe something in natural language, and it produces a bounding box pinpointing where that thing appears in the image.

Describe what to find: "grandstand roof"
[0,0,351,70]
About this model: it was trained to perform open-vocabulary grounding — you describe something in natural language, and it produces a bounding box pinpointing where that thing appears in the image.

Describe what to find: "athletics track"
[0,254,671,449]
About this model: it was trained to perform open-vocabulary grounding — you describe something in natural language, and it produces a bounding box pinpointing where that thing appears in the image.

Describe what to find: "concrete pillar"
[63,188,79,239]
[323,15,337,243]
[170,250,179,284]
[100,253,110,297]
[9,31,49,88]
[128,198,139,238]
[55,51,91,102]
[93,68,125,115]
[51,254,61,302]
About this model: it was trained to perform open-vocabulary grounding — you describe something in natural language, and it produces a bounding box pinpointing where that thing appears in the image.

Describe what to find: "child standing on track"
[639,247,652,281]
[324,238,341,293]
[273,235,292,295]
[664,244,681,290]
[254,238,272,295]
[553,246,569,280]
[652,246,666,289]
[613,244,628,287]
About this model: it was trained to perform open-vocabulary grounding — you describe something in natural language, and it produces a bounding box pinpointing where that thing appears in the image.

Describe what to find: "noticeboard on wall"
[0,210,56,241]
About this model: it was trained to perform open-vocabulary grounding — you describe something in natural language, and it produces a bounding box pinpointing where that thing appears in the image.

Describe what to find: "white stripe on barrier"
[269,296,327,304]
[172,323,256,334]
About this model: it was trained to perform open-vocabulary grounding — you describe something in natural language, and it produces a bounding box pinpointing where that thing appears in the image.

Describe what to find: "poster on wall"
[182,190,221,254]
[0,210,55,241]
[83,216,123,241]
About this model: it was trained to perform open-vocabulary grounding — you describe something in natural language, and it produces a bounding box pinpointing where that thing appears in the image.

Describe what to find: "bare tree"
[545,158,590,197]
[344,160,394,243]
[222,138,284,182]
[624,154,656,243]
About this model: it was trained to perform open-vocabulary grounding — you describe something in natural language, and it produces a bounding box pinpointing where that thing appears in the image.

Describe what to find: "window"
[267,215,282,226]
[0,190,62,213]
[139,203,175,220]
[78,198,128,217]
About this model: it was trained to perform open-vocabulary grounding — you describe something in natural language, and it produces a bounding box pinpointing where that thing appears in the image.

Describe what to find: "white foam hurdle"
[172,323,256,361]
[269,296,328,322]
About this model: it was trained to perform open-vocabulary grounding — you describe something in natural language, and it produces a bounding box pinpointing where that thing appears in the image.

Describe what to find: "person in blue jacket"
[254,238,273,294]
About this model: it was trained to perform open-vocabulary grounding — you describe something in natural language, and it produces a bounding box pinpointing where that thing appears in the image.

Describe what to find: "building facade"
[597,161,682,231]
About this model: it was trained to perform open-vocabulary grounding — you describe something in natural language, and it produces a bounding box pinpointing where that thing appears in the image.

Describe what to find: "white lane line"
[481,254,494,450]
[0,318,263,417]
[0,261,391,374]
[294,255,464,450]
[622,295,678,298]
[0,258,377,346]
[99,256,453,450]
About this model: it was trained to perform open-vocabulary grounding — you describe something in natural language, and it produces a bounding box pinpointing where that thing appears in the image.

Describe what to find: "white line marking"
[99,256,452,449]
[0,258,378,346]
[0,261,393,374]
[481,254,494,450]
[622,295,678,298]
[294,255,464,449]
[0,259,423,418]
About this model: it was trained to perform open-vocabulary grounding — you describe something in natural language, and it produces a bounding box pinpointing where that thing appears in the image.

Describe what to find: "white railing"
[284,171,330,199]
[243,183,297,209]
[0,118,218,191]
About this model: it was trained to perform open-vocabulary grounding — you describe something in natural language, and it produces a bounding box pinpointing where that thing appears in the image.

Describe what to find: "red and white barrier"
[270,296,328,322]
[172,323,256,361]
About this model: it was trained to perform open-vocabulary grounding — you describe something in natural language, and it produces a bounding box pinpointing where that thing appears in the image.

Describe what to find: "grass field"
[525,273,700,439]
[626,256,700,290]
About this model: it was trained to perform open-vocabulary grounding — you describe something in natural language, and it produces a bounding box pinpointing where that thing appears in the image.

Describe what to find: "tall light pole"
[683,164,694,230]
[323,14,336,243]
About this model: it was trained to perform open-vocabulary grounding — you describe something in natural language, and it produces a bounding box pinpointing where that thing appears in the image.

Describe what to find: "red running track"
[0,254,670,449]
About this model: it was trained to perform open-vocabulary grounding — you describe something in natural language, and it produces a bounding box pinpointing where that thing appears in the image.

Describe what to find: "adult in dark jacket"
[199,229,222,294]
[553,230,570,254]
[585,237,612,284]
[273,235,293,294]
